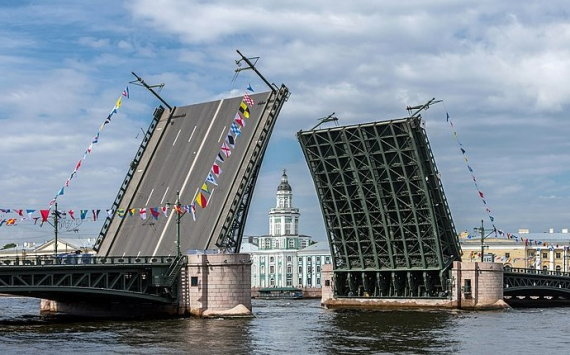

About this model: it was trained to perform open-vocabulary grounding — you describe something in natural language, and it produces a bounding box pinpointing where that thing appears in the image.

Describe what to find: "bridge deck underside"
[96,90,287,257]
[298,117,462,297]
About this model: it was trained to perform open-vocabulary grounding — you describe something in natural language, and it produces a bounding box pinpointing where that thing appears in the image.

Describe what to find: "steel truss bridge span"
[298,116,461,298]
[504,268,570,303]
[0,255,185,303]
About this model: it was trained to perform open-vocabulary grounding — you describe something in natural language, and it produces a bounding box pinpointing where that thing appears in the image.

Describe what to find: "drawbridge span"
[95,85,289,257]
[298,116,462,298]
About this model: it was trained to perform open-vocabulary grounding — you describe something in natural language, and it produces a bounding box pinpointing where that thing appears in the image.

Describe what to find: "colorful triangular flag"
[221,142,231,157]
[239,101,250,119]
[196,192,208,208]
[206,172,218,186]
[212,162,222,177]
[226,134,235,149]
[230,122,241,138]
[234,112,245,127]
[243,93,254,106]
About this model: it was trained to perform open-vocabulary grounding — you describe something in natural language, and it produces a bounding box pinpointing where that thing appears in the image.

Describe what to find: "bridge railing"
[505,267,570,278]
[0,254,183,267]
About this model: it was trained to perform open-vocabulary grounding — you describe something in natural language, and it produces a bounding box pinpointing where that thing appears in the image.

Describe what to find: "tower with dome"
[242,169,331,294]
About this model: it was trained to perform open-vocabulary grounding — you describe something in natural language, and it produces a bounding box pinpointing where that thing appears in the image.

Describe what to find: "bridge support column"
[184,253,253,318]
[451,261,509,310]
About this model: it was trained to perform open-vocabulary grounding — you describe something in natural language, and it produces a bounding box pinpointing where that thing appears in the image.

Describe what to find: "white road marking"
[160,186,170,205]
[218,126,227,142]
[188,126,197,142]
[173,129,181,146]
[145,189,154,207]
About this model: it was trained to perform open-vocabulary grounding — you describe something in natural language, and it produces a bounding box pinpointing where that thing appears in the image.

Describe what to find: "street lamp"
[473,219,494,262]
[51,203,66,258]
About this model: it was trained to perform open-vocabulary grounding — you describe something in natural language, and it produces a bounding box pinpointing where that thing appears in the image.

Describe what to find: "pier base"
[185,252,253,318]
[321,261,510,311]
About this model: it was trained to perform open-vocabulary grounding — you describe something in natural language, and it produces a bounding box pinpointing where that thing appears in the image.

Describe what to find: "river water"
[0,296,567,354]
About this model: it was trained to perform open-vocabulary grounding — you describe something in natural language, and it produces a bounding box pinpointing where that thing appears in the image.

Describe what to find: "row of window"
[258,264,323,275]
[256,255,331,264]
[264,277,322,287]
[524,252,567,259]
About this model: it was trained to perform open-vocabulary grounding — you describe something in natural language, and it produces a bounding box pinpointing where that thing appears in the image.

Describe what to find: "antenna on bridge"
[311,112,339,130]
[406,98,442,118]
[130,72,172,111]
[233,50,278,93]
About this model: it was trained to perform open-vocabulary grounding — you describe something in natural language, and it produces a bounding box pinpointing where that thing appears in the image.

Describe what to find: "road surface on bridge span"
[97,91,273,257]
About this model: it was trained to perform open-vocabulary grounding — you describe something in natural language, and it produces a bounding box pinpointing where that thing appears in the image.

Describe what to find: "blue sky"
[2,1,570,248]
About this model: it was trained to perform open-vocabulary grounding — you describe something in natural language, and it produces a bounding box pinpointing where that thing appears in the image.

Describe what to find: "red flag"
[212,162,222,177]
[68,210,75,220]
[40,210,50,222]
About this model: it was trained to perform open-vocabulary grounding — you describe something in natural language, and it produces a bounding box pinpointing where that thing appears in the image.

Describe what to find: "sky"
[2,1,570,248]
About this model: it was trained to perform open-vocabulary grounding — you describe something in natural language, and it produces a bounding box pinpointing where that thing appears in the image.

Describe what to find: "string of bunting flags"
[0,205,192,226]
[446,111,497,233]
[191,87,255,216]
[2,87,259,228]
[47,86,130,209]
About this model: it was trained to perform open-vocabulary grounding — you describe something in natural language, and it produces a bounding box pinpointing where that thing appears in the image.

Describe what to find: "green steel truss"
[0,255,184,303]
[297,116,462,298]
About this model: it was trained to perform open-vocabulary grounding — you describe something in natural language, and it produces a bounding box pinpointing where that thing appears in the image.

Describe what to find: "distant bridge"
[503,267,570,305]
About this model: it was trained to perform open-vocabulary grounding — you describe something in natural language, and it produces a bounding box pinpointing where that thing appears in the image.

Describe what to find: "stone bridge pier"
[181,252,253,317]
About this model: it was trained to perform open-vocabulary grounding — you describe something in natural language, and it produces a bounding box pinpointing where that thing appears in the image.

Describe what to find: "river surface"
[0,296,567,354]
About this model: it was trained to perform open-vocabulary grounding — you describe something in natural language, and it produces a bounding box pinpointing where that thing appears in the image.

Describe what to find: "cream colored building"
[459,230,570,272]
[0,238,95,262]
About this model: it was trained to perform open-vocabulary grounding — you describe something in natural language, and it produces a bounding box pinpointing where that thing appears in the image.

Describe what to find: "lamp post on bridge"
[473,219,494,262]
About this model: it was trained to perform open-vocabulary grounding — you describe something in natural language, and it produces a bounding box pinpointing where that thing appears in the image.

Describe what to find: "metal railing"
[505,267,570,278]
[0,255,182,267]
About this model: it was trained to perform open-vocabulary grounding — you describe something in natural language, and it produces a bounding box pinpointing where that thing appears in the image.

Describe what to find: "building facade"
[243,169,331,291]
[460,229,570,272]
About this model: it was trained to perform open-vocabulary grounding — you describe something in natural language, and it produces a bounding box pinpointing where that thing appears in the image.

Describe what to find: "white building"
[243,169,331,290]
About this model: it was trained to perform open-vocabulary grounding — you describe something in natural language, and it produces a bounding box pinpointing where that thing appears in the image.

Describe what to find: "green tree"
[1,243,17,250]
